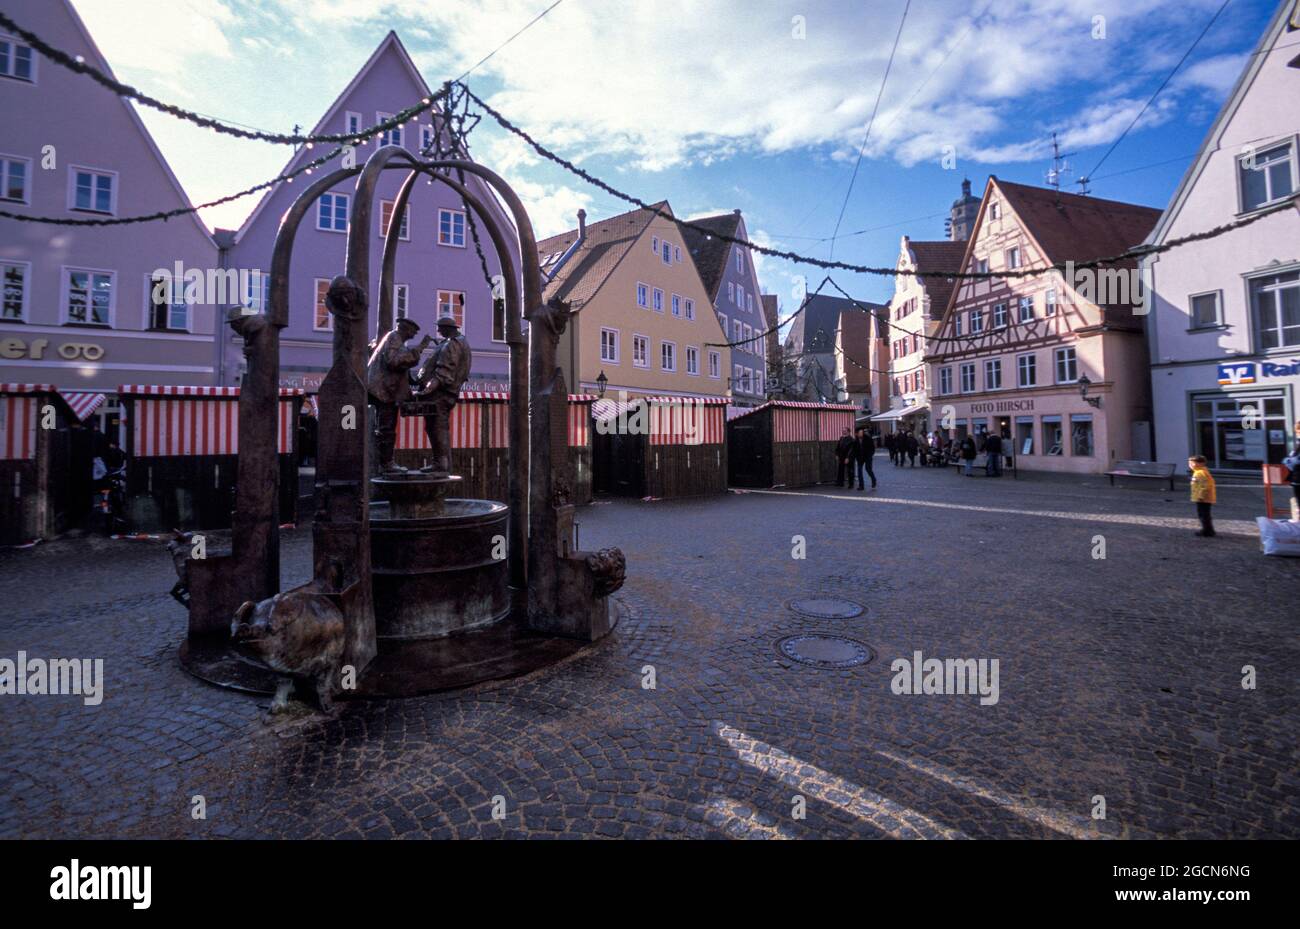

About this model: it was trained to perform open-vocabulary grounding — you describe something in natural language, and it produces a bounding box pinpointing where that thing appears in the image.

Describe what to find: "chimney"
[577,208,587,238]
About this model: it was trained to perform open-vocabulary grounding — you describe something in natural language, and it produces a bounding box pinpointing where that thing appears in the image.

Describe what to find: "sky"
[67,0,1286,314]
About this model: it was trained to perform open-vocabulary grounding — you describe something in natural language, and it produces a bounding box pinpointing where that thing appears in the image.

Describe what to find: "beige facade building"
[926,178,1161,473]
[537,203,730,400]
[875,236,965,436]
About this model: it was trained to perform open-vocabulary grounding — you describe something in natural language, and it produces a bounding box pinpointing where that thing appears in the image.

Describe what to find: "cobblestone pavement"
[2,463,1297,839]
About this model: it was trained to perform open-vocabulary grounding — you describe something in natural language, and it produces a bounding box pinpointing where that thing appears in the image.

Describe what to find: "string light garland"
[457,83,1299,282]
[0,10,449,145]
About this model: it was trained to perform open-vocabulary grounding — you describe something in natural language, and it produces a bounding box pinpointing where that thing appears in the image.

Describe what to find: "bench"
[1106,460,1176,491]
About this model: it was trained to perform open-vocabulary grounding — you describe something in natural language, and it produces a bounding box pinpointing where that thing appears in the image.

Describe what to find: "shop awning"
[59,390,106,422]
[870,404,928,422]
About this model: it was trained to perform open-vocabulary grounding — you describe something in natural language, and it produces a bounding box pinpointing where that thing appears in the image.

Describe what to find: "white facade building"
[1143,1,1300,473]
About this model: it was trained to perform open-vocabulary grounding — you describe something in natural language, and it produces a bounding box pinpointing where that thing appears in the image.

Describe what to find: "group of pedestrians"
[834,427,878,491]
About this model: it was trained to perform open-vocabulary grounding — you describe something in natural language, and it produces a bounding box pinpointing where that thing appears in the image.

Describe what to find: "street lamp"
[596,370,608,398]
[1077,373,1101,408]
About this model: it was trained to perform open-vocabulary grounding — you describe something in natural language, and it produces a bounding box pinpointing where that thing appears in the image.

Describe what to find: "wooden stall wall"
[594,398,729,500]
[0,386,78,544]
[727,402,857,489]
[119,386,301,532]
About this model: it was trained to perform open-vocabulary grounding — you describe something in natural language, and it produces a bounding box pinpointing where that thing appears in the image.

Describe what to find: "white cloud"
[72,0,237,86]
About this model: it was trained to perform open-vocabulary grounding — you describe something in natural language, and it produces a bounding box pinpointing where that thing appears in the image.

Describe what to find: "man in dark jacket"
[835,428,855,487]
[960,434,977,477]
[905,432,919,467]
[985,431,1003,477]
[855,427,877,490]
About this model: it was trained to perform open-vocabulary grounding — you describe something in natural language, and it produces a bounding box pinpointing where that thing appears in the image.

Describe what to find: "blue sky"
[70,0,1285,313]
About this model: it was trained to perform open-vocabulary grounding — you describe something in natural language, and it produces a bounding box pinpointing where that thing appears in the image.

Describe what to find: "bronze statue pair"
[366,303,472,475]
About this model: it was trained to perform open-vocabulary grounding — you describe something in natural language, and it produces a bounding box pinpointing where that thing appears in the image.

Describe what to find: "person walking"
[960,434,977,477]
[856,427,877,490]
[1189,454,1217,537]
[835,427,855,488]
[884,432,896,466]
[985,431,1003,477]
[905,432,919,467]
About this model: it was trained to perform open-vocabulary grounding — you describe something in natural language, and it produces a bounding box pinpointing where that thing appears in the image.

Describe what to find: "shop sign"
[1217,360,1300,385]
[971,399,1034,413]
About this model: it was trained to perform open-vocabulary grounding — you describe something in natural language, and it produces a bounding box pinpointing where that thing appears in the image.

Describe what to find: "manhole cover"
[775,634,874,669]
[786,597,865,619]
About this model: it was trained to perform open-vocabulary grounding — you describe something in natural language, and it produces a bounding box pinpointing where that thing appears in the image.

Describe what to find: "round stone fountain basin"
[369,498,510,640]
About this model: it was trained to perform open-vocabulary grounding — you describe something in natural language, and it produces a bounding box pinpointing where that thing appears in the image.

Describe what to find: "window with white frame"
[746,292,753,313]
[737,284,745,309]
[0,35,35,82]
[653,288,664,312]
[377,112,403,148]
[719,313,727,337]
[727,281,735,304]
[953,313,963,336]
[652,236,659,254]
[1251,270,1300,349]
[684,298,695,320]
[708,350,721,378]
[345,111,362,136]
[438,209,466,247]
[733,364,743,389]
[380,199,409,240]
[1017,295,1034,323]
[661,341,676,372]
[0,155,29,203]
[420,124,435,152]
[1,261,29,321]
[394,284,409,319]
[64,268,114,326]
[674,246,682,263]
[317,192,348,232]
[743,323,753,347]
[1006,247,1020,269]
[148,271,189,331]
[600,327,619,363]
[243,270,270,312]
[1238,141,1296,212]
[1054,346,1078,383]
[959,362,975,393]
[1045,288,1057,316]
[1189,291,1222,329]
[984,358,1002,390]
[975,257,989,274]
[686,345,699,375]
[314,278,333,331]
[733,319,742,342]
[637,282,649,308]
[970,308,984,333]
[992,302,1007,328]
[672,293,681,317]
[633,334,649,368]
[736,249,744,272]
[438,290,466,329]
[939,366,952,395]
[661,241,671,264]
[70,167,115,214]
[988,201,1000,220]
[1016,353,1036,387]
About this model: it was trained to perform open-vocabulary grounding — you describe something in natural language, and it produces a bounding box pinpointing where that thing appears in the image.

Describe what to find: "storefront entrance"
[1192,391,1290,472]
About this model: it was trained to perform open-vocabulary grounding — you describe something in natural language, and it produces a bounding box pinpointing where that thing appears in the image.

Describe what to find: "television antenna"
[1045,132,1078,196]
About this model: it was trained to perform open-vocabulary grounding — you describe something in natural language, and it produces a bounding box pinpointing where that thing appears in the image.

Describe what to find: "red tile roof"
[837,307,877,392]
[536,202,671,306]
[905,240,966,319]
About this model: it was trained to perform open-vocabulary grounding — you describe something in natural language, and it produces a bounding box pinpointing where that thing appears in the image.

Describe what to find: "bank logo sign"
[1218,363,1256,385]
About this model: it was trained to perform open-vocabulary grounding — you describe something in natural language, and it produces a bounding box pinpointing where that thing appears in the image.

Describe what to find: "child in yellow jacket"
[1189,455,1216,538]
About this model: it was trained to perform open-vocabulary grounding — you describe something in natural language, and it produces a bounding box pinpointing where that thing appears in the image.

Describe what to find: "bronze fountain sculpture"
[179,143,625,710]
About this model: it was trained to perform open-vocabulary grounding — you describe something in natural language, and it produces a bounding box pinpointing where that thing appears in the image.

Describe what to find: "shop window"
[1070,414,1094,456]
[1015,416,1034,455]
[1193,394,1289,469]
[1043,415,1063,456]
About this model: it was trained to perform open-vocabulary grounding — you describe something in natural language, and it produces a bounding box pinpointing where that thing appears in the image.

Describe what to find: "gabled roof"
[681,211,742,302]
[761,293,779,329]
[56,0,214,244]
[936,177,1160,333]
[230,31,510,243]
[792,294,883,355]
[1145,1,1296,246]
[536,202,670,306]
[902,239,966,319]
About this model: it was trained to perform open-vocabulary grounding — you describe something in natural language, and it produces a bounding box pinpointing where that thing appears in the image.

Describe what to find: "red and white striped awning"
[60,391,106,422]
[727,399,857,424]
[117,385,303,458]
[0,383,57,394]
[117,385,306,398]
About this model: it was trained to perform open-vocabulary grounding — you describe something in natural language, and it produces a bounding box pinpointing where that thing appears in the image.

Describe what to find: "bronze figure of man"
[366,317,430,474]
[415,309,472,474]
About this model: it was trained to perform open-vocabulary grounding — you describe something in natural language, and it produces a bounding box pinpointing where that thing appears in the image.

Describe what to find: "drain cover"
[776,634,874,669]
[786,597,865,619]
